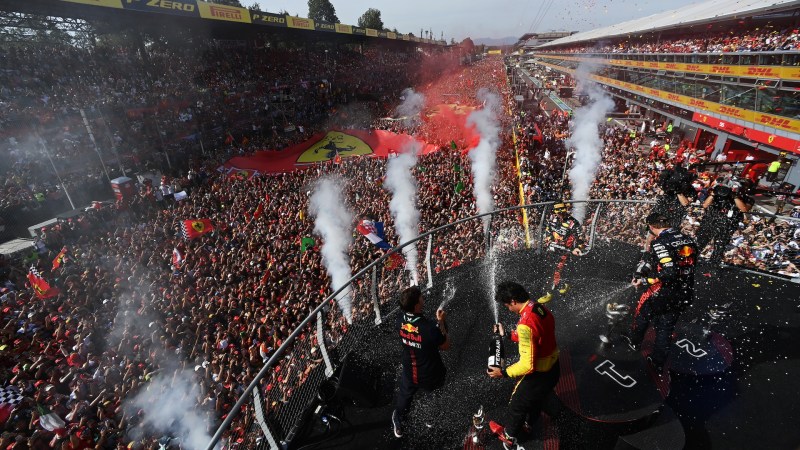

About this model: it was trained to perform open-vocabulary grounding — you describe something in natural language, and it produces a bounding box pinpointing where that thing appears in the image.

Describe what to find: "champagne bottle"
[487,326,505,369]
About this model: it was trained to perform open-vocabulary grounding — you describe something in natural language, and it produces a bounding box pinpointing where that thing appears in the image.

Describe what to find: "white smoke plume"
[567,62,614,222]
[385,141,421,284]
[309,177,354,322]
[466,89,502,233]
[126,369,212,450]
[395,88,426,127]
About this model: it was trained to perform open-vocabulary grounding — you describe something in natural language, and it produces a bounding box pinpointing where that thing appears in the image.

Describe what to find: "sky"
[247,0,702,41]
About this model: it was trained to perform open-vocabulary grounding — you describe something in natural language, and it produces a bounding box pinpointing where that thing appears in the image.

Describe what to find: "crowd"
[539,23,800,53]
[0,37,524,448]
[2,18,800,450]
[0,40,445,238]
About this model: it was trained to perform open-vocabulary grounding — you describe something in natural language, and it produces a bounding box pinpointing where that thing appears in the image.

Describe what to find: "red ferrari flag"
[181,219,214,240]
[52,247,68,271]
[27,267,59,299]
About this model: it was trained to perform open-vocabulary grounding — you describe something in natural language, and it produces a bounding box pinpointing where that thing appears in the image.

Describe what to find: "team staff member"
[392,286,450,438]
[488,281,560,450]
[623,213,697,372]
[542,202,583,302]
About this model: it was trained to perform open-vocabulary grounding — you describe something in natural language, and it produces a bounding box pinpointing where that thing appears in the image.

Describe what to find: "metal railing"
[206,199,800,450]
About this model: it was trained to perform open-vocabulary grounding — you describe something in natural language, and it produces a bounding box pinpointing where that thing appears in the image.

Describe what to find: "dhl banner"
[335,24,352,34]
[535,61,800,135]
[487,50,502,55]
[197,1,250,23]
[534,54,800,81]
[124,0,199,17]
[366,28,379,37]
[62,0,123,7]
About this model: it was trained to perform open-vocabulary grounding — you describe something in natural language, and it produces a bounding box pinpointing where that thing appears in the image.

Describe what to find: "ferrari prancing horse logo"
[296,131,373,163]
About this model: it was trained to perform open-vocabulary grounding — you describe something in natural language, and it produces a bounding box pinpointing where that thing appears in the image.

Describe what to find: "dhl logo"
[635,61,645,67]
[209,5,242,19]
[745,67,778,77]
[685,64,701,71]
[758,116,791,128]
[711,66,732,74]
[718,106,744,117]
[689,99,707,107]
[665,63,678,70]
[647,62,659,68]
[666,94,681,102]
[401,323,419,334]
[648,89,659,96]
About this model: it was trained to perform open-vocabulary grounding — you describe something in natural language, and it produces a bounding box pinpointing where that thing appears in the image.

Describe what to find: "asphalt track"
[291,241,800,450]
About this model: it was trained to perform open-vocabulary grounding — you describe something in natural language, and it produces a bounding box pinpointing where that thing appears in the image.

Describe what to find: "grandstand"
[0,1,798,450]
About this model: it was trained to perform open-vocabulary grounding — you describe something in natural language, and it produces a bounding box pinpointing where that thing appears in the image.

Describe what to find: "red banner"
[223,129,441,174]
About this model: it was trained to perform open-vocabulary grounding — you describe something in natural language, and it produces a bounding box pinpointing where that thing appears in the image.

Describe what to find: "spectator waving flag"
[356,219,405,270]
[36,404,66,437]
[27,266,59,299]
[172,247,184,269]
[52,246,68,270]
[0,385,23,424]
[356,219,391,251]
[181,219,214,240]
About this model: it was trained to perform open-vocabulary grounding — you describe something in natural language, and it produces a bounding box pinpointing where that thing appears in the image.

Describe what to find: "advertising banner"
[286,16,314,30]
[250,12,287,27]
[197,1,250,23]
[123,0,199,17]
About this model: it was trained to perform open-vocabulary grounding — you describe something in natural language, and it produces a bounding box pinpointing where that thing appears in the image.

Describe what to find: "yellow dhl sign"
[534,54,800,81]
[488,49,502,55]
[535,61,800,134]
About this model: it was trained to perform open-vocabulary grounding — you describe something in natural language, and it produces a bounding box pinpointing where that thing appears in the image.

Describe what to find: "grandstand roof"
[537,0,800,48]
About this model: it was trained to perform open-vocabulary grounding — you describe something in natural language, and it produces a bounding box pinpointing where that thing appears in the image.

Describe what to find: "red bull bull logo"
[401,323,419,334]
[678,246,694,257]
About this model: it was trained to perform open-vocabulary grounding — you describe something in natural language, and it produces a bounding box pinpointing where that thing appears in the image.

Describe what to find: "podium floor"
[290,244,800,450]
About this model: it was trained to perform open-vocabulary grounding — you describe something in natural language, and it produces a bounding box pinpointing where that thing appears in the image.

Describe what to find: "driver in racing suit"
[541,202,584,303]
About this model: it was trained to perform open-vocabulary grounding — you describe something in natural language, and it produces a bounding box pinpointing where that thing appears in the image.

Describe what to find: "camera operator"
[695,174,754,265]
[653,165,694,229]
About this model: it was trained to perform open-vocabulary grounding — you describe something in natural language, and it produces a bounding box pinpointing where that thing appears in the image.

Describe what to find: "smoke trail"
[567,62,614,222]
[385,141,421,283]
[396,88,426,127]
[309,177,354,322]
[466,89,502,233]
[126,368,213,450]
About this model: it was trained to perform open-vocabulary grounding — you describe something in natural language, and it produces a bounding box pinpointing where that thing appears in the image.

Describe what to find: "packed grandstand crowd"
[1,23,799,450]
[537,23,800,53]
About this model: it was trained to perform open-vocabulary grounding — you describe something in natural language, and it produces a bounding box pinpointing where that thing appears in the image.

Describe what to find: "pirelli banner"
[60,0,444,44]
[535,61,800,136]
[533,54,800,82]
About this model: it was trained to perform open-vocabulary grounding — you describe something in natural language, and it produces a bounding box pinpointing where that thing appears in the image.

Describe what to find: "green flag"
[453,163,462,173]
[450,140,458,150]
[455,180,465,194]
[300,237,316,252]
